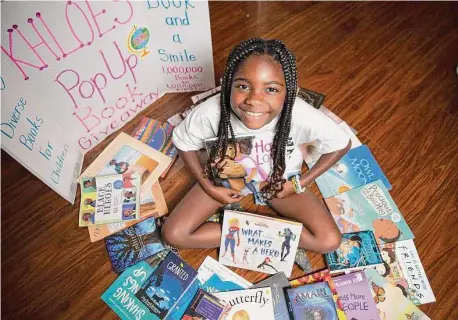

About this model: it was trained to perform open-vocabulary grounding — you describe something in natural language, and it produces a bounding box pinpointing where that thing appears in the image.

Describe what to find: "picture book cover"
[132,117,178,178]
[79,132,172,203]
[324,180,415,244]
[250,272,291,320]
[182,288,227,320]
[202,273,244,293]
[290,269,347,320]
[310,144,392,198]
[333,271,380,320]
[88,182,168,242]
[297,87,326,109]
[101,250,169,320]
[285,282,338,320]
[213,287,275,320]
[302,122,361,165]
[205,133,304,206]
[197,256,253,288]
[135,251,198,319]
[79,173,140,227]
[325,230,383,274]
[219,210,303,277]
[364,269,431,320]
[105,216,165,273]
[372,239,435,305]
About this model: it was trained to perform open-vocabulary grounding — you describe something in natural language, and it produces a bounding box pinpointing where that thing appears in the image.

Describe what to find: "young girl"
[163,38,350,259]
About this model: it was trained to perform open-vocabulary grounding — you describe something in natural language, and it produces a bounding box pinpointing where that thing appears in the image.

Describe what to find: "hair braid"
[204,38,298,200]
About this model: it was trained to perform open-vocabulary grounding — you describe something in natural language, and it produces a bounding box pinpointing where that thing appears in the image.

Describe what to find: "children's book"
[325,230,383,274]
[205,132,304,206]
[202,274,244,293]
[309,144,392,198]
[285,282,338,320]
[213,287,275,320]
[219,210,303,277]
[79,173,141,227]
[302,121,361,165]
[297,87,326,109]
[373,239,435,305]
[333,271,380,320]
[79,132,172,203]
[132,117,178,178]
[182,289,227,320]
[290,269,347,320]
[135,251,198,319]
[364,269,431,320]
[250,272,291,320]
[197,256,253,288]
[324,180,415,244]
[88,182,168,242]
[105,216,165,273]
[101,250,169,320]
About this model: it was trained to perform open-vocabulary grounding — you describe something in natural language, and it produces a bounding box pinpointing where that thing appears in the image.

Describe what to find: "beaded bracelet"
[292,175,304,194]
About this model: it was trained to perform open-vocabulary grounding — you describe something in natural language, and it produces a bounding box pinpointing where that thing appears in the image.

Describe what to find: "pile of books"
[76,87,434,319]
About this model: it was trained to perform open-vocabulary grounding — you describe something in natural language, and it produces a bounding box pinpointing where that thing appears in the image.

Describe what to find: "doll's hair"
[204,38,298,200]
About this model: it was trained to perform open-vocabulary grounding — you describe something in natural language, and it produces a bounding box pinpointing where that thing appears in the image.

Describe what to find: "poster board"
[1,0,214,203]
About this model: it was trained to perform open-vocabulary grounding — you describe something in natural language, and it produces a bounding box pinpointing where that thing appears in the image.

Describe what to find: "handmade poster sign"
[1,0,214,203]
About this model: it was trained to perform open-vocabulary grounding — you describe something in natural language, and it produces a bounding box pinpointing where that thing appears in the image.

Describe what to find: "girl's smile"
[230,55,287,130]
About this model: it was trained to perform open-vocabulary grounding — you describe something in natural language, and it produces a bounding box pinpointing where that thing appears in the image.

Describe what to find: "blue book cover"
[167,279,201,320]
[135,251,198,319]
[251,272,291,320]
[324,180,414,244]
[202,273,245,293]
[101,250,169,320]
[325,230,383,274]
[182,289,227,320]
[286,282,338,320]
[105,217,165,273]
[310,144,392,198]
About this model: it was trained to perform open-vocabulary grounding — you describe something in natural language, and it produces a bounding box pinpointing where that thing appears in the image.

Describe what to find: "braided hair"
[204,38,298,200]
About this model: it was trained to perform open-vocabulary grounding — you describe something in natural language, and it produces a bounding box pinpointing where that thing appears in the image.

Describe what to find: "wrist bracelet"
[292,175,304,194]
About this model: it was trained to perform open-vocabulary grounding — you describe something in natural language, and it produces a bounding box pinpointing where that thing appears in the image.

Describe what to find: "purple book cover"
[332,271,379,320]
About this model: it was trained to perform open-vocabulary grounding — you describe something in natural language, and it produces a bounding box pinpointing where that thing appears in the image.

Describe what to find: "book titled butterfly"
[324,180,414,244]
[135,251,198,319]
[364,269,431,320]
[219,210,302,277]
[332,271,379,320]
[79,173,141,227]
[325,230,383,274]
[310,144,391,198]
[105,216,165,273]
[285,282,338,320]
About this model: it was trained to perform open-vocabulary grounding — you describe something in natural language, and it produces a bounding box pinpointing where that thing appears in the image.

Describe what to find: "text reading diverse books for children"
[309,144,392,198]
[219,210,303,277]
[324,180,415,244]
[325,230,383,274]
[79,173,141,227]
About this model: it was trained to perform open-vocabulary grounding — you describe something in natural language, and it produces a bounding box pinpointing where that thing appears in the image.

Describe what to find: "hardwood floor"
[2,2,458,319]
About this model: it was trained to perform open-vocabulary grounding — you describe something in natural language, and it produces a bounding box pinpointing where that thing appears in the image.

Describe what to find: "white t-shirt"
[172,94,350,178]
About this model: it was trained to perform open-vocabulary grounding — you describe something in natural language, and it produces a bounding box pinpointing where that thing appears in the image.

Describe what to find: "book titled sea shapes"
[219,210,302,277]
[324,180,414,244]
[79,174,141,227]
[286,282,338,320]
[325,230,383,274]
[105,216,165,273]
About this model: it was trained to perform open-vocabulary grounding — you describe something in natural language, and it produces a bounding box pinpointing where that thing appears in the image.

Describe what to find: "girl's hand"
[276,181,295,199]
[206,185,242,204]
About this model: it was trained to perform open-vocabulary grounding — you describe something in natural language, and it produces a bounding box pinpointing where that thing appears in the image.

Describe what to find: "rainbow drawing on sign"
[127,25,151,58]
